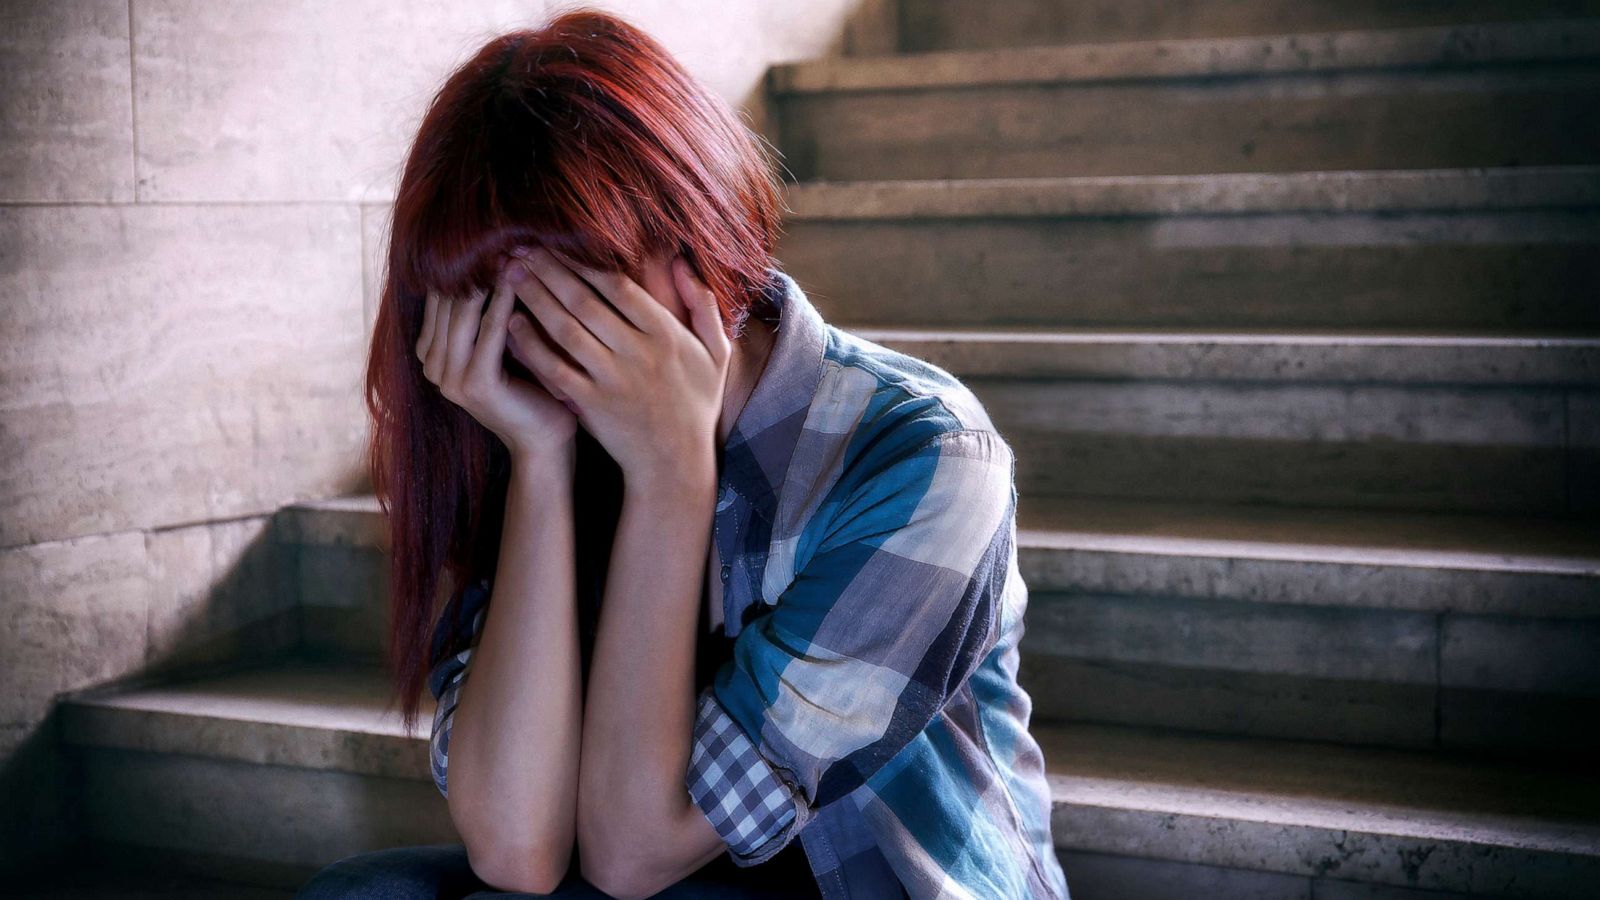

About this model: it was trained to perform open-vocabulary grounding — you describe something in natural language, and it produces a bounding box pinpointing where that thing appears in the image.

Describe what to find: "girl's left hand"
[503,245,731,491]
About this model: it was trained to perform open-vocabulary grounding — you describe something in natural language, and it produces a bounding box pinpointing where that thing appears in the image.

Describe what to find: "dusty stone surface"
[847,327,1600,385]
[777,20,1600,93]
[1039,721,1600,897]
[782,167,1600,219]
[1,531,150,728]
[56,663,1600,897]
[0,203,368,548]
[899,0,1600,51]
[0,1,134,202]
[128,0,877,203]
[775,63,1600,180]
[779,203,1600,331]
[144,515,298,674]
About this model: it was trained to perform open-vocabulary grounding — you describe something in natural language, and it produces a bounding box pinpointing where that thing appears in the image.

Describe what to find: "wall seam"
[127,0,140,202]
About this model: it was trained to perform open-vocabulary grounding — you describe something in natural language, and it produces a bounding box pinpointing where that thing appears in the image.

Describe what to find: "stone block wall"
[0,0,888,873]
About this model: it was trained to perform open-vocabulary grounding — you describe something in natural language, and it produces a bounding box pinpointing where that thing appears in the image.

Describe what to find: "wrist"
[625,449,716,505]
[510,439,576,484]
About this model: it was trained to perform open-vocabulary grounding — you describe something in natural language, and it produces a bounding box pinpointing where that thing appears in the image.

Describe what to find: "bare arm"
[575,460,728,899]
[493,245,737,898]
[443,442,583,893]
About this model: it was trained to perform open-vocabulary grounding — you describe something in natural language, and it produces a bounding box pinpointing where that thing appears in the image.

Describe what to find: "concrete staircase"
[52,3,1600,898]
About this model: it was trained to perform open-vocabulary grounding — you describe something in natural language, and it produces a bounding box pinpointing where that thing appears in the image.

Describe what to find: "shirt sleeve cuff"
[428,647,473,798]
[685,685,816,866]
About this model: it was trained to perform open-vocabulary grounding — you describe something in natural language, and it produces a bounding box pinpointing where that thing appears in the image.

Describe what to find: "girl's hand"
[502,246,731,490]
[417,255,578,459]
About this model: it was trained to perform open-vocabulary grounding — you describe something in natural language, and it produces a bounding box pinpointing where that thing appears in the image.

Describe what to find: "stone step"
[1010,496,1600,757]
[55,661,1600,898]
[848,326,1599,515]
[56,661,446,894]
[1039,720,1600,899]
[897,0,1600,52]
[771,21,1600,179]
[278,493,1600,755]
[848,326,1600,384]
[776,166,1600,330]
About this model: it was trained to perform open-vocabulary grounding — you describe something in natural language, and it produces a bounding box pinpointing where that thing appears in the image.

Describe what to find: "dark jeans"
[295,842,824,899]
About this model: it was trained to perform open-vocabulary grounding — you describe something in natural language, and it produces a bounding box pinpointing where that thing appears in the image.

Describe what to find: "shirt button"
[720,563,731,583]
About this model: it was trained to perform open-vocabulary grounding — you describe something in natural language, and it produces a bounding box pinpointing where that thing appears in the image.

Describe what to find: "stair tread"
[76,660,421,731]
[847,324,1600,344]
[783,165,1600,219]
[1016,496,1600,577]
[60,660,1600,858]
[772,19,1600,94]
[1036,721,1600,855]
[848,324,1600,342]
[288,490,1600,589]
[841,324,1600,384]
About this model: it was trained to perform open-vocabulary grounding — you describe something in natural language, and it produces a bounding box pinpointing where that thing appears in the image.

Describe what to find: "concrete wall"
[0,0,888,873]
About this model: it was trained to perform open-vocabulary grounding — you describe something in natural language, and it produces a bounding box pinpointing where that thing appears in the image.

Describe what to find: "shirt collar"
[717,266,828,526]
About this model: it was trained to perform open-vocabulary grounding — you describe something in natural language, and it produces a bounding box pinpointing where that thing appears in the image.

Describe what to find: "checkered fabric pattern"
[685,696,805,856]
[424,268,1071,900]
[425,577,488,798]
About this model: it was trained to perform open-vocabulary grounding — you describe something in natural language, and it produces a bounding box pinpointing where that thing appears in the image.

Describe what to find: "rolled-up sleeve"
[685,427,1017,865]
[426,576,491,799]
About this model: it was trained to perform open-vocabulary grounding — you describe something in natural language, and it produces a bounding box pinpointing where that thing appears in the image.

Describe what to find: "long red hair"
[363,5,787,734]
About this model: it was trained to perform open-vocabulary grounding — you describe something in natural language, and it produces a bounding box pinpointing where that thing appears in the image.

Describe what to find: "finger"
[674,255,731,367]
[506,320,562,401]
[416,290,440,365]
[524,245,671,339]
[466,260,519,384]
[441,285,488,389]
[512,247,637,351]
[513,263,616,379]
[423,292,453,385]
[508,310,590,402]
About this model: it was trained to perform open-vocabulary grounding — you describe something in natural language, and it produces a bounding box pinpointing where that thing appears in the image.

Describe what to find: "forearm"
[578,457,718,865]
[446,445,583,882]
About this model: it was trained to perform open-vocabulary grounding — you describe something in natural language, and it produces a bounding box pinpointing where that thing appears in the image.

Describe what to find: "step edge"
[61,681,1600,866]
[782,166,1600,220]
[840,327,1600,386]
[771,19,1600,95]
[281,495,1600,580]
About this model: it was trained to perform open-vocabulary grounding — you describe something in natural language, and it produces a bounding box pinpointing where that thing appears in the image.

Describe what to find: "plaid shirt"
[426,267,1070,899]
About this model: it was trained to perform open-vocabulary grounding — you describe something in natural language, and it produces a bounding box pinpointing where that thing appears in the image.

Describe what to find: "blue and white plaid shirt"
[427,267,1070,899]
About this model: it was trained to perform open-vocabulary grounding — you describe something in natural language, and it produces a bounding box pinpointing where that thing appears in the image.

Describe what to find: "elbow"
[447,773,576,892]
[578,854,667,900]
[576,818,674,900]
[464,837,572,895]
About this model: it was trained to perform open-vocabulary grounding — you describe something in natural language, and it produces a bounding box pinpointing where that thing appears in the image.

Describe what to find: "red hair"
[363,5,787,734]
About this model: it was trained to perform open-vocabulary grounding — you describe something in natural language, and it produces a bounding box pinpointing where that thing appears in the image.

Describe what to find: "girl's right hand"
[417,255,578,459]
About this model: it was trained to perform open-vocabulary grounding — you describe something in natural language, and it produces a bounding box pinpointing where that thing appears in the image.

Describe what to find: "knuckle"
[459,378,489,406]
[549,368,580,393]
